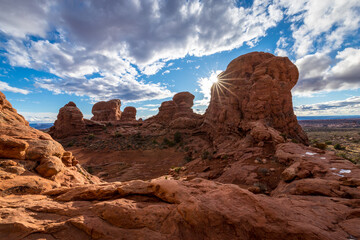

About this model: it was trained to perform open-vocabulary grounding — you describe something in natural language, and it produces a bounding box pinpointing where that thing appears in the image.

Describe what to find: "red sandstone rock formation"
[121,106,137,121]
[0,92,100,195]
[146,91,202,128]
[50,102,87,138]
[1,177,359,239]
[204,52,308,145]
[91,99,121,121]
[1,51,360,239]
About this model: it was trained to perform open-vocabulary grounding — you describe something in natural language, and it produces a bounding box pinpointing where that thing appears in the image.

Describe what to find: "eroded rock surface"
[0,92,100,195]
[146,91,202,128]
[0,178,359,240]
[204,52,308,145]
[50,102,87,138]
[92,99,121,122]
[121,106,137,121]
[2,52,359,240]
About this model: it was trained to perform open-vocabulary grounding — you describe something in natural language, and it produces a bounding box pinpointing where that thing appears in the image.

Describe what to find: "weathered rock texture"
[204,52,308,144]
[51,102,87,138]
[0,92,100,195]
[121,106,137,121]
[4,52,359,240]
[91,99,121,121]
[0,178,359,240]
[146,91,202,128]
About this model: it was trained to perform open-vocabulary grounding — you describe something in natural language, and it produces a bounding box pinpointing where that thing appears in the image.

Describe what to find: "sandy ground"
[69,147,185,182]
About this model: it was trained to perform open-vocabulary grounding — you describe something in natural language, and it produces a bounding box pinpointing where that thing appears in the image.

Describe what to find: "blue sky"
[0,0,360,122]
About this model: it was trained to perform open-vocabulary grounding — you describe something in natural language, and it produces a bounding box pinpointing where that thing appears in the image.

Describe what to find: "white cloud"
[0,0,51,38]
[19,111,57,123]
[294,96,360,115]
[162,70,170,75]
[293,48,360,96]
[277,0,360,57]
[0,81,30,94]
[0,0,285,103]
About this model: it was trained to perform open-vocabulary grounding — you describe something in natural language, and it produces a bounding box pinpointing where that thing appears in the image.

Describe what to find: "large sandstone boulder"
[51,102,87,138]
[204,52,308,144]
[121,106,137,121]
[91,99,121,121]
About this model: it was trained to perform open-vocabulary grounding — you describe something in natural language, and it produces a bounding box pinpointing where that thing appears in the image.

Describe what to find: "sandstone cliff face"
[91,99,121,121]
[51,102,87,138]
[204,52,308,144]
[0,92,100,195]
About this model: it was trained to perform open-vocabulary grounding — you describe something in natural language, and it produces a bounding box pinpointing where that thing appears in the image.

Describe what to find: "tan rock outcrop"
[91,99,121,121]
[204,52,308,144]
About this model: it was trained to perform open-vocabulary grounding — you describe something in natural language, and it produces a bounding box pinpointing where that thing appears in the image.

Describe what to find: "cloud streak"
[295,96,360,115]
[0,81,30,94]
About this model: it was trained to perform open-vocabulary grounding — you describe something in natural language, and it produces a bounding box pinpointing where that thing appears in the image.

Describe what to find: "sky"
[0,0,360,123]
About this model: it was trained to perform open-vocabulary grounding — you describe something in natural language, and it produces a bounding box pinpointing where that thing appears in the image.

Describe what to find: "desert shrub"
[201,151,213,160]
[314,142,327,150]
[88,134,95,140]
[114,132,122,138]
[257,167,269,175]
[280,133,287,140]
[172,167,182,173]
[325,140,332,145]
[184,155,192,162]
[163,138,175,147]
[254,182,268,192]
[102,125,107,131]
[87,166,94,174]
[66,140,76,147]
[134,132,142,139]
[201,151,209,160]
[291,139,299,143]
[152,139,158,144]
[334,143,345,150]
[174,131,182,143]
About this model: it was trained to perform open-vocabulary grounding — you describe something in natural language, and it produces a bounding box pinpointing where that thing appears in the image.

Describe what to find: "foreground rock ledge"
[1,178,359,240]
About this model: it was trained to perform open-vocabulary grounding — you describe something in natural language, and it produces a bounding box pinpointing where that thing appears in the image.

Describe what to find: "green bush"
[88,134,95,140]
[334,143,345,150]
[184,155,192,162]
[325,140,332,145]
[174,131,182,143]
[314,142,327,150]
[163,137,175,147]
[114,132,122,138]
[87,166,94,174]
[201,151,213,160]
